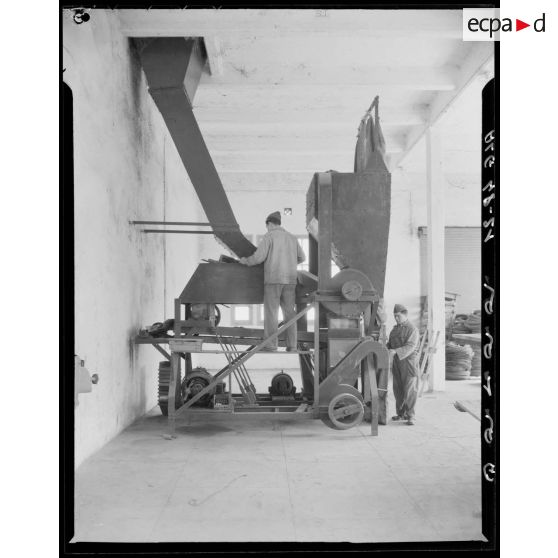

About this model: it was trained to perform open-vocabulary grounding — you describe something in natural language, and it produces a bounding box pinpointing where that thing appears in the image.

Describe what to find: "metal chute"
[134,37,256,258]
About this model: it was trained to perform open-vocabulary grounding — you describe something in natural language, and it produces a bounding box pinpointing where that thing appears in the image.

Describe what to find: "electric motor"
[269,372,296,397]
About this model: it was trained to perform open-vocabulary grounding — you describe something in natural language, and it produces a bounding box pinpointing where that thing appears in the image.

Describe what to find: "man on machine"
[239,211,305,352]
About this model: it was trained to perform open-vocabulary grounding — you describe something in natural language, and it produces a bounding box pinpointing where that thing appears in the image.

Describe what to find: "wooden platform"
[135,337,312,354]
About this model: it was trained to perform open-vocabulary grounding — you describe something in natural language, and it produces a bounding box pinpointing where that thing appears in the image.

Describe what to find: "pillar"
[426,127,446,391]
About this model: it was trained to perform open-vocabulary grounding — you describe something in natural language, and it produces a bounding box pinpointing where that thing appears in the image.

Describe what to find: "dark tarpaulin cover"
[354,101,388,173]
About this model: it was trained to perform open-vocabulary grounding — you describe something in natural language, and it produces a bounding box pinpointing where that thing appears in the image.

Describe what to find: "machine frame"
[131,37,391,437]
[136,172,389,437]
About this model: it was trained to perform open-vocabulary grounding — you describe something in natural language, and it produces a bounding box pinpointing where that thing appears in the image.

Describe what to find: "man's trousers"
[392,354,419,419]
[264,284,297,350]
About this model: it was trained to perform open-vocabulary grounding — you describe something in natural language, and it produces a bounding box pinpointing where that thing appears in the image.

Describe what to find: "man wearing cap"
[239,211,305,352]
[387,304,420,425]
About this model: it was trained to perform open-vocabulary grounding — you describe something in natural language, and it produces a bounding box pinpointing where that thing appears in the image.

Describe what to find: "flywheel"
[321,391,365,430]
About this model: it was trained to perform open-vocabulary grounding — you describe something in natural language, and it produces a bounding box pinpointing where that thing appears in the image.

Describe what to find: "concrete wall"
[64,11,203,468]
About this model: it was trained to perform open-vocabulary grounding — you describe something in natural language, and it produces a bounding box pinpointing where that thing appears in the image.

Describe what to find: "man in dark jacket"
[387,303,420,425]
[239,211,305,351]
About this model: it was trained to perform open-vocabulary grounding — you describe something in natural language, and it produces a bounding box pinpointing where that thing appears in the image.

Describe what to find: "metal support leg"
[367,355,379,436]
[174,298,181,333]
[153,344,171,360]
[313,301,320,418]
[377,367,389,425]
[167,352,180,438]
[165,297,182,437]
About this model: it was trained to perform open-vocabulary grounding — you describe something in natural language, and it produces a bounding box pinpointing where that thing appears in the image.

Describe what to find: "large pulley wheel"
[321,391,365,430]
[321,268,376,318]
[182,367,214,407]
[188,304,221,327]
[158,364,214,415]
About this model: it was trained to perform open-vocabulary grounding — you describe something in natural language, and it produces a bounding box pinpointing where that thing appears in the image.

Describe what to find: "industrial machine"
[133,37,391,435]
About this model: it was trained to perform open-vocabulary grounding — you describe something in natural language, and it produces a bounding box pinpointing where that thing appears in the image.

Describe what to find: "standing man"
[239,211,305,352]
[387,303,420,425]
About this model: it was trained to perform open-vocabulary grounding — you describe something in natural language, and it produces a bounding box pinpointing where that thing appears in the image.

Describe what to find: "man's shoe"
[406,418,415,426]
[391,415,404,421]
[260,346,278,352]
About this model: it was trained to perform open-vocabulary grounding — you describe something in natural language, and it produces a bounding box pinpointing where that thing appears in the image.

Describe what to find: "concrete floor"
[73,376,483,543]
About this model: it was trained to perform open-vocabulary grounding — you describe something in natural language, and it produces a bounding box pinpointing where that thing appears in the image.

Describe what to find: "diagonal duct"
[134,37,256,258]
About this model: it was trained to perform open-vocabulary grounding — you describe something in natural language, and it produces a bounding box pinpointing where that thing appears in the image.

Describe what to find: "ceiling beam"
[204,36,223,76]
[118,9,463,39]
[193,106,429,127]
[192,86,432,112]
[211,147,403,158]
[216,172,486,190]
[201,133,406,153]
[208,151,393,173]
[197,121,423,135]
[207,140,405,154]
[392,44,494,168]
[198,66,458,90]
[209,149,401,173]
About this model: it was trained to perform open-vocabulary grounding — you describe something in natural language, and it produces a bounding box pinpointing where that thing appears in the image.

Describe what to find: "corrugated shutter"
[419,227,481,314]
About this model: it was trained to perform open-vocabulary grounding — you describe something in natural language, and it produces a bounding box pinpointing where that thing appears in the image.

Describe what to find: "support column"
[426,127,446,391]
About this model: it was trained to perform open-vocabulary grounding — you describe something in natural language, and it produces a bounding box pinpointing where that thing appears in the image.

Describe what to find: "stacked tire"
[470,348,481,377]
[453,314,471,334]
[464,311,481,333]
[445,342,473,380]
[452,310,481,334]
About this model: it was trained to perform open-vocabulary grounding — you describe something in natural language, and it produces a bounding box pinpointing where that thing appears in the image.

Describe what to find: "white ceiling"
[119,9,494,174]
